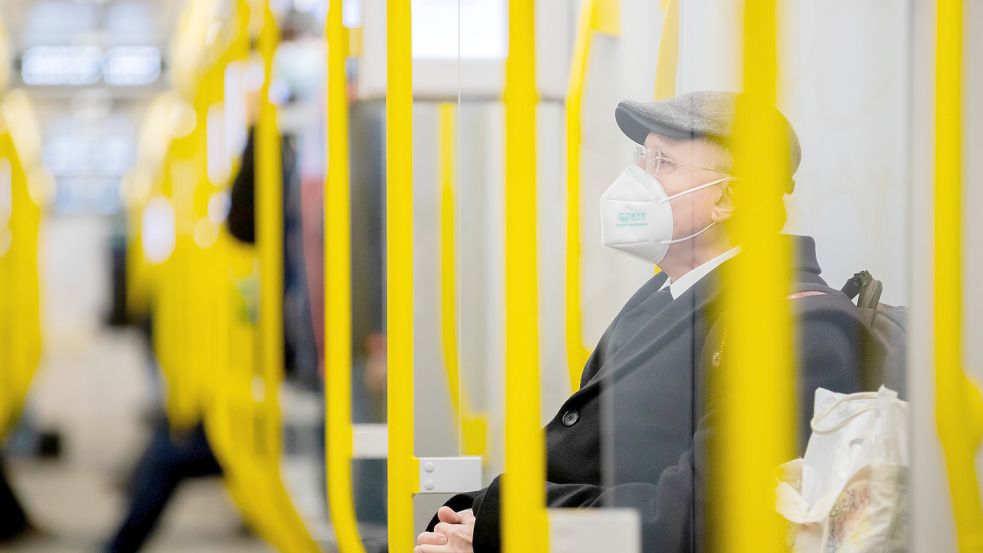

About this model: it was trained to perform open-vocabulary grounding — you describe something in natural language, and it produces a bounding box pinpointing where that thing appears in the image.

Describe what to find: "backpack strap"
[841,270,883,325]
[841,271,867,300]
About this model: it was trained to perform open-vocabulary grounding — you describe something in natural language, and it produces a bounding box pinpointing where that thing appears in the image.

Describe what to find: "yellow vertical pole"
[934,0,983,549]
[437,102,489,457]
[437,103,489,457]
[7,152,24,410]
[503,1,548,552]
[10,152,26,428]
[0,136,7,436]
[255,7,322,550]
[437,102,491,457]
[716,0,793,552]
[564,0,593,392]
[386,0,420,551]
[654,0,680,101]
[438,102,463,431]
[564,0,619,392]
[256,0,283,462]
[324,0,367,550]
[164,132,192,431]
[7,148,27,423]
[189,68,212,428]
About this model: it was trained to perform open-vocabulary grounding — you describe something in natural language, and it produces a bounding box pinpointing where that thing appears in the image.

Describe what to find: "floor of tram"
[5,216,271,553]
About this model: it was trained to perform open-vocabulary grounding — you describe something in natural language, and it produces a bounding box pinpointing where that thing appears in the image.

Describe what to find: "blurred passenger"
[103,422,222,553]
[0,457,32,543]
[418,91,865,553]
[1,416,61,545]
[228,129,314,382]
[102,128,299,553]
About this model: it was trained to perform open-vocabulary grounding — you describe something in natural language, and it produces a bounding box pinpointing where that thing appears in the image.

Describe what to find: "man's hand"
[415,506,475,553]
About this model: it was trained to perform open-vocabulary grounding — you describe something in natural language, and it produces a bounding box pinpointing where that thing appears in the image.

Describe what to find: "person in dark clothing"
[226,130,261,244]
[104,423,221,553]
[416,91,865,553]
[103,127,299,553]
[0,457,31,542]
[226,129,311,381]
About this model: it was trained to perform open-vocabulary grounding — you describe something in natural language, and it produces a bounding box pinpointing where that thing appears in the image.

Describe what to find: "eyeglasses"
[632,145,731,176]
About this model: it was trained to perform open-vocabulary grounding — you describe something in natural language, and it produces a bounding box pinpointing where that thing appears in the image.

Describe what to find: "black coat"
[431,235,865,552]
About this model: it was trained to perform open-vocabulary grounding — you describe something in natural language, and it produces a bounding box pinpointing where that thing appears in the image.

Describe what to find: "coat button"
[561,409,580,427]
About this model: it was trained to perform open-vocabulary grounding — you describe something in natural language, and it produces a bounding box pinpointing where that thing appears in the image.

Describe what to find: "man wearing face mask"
[417,91,865,553]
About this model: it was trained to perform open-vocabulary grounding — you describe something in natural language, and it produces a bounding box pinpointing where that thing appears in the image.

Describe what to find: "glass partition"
[596,1,917,551]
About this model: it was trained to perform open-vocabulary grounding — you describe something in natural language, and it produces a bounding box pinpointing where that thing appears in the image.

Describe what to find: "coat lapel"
[579,273,670,387]
[577,267,725,395]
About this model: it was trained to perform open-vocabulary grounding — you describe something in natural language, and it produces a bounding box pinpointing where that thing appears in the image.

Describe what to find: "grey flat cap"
[615,90,801,178]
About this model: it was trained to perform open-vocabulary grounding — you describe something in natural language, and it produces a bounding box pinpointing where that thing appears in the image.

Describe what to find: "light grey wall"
[576,0,669,348]
[677,0,912,304]
[907,0,956,548]
[780,0,911,304]
[908,0,957,549]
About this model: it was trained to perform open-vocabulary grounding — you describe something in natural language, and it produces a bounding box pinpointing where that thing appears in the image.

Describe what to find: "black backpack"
[794,271,907,398]
[715,271,908,397]
[840,271,907,398]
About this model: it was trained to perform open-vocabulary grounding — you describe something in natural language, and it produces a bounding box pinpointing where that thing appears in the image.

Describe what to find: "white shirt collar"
[659,247,741,300]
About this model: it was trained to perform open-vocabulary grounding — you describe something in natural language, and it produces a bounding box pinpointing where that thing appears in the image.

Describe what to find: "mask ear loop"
[657,176,734,245]
[660,221,717,245]
[658,176,733,204]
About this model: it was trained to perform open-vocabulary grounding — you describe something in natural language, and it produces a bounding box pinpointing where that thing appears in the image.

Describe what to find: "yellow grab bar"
[503,1,548,551]
[257,0,284,463]
[0,133,7,435]
[716,0,795,551]
[0,129,43,438]
[256,6,321,551]
[654,0,679,100]
[564,0,619,392]
[324,0,367,551]
[438,102,488,456]
[386,1,420,551]
[934,0,983,549]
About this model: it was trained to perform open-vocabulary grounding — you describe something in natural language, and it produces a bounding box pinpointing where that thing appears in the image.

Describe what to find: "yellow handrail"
[654,0,679,101]
[503,1,548,552]
[564,0,619,392]
[0,113,44,439]
[257,0,284,466]
[933,0,983,549]
[0,137,7,437]
[255,5,321,552]
[0,131,7,435]
[324,0,367,551]
[386,1,420,551]
[438,102,488,456]
[716,0,794,551]
[0,134,20,437]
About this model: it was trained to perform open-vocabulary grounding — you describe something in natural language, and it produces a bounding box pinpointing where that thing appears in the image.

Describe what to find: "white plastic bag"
[776,386,909,552]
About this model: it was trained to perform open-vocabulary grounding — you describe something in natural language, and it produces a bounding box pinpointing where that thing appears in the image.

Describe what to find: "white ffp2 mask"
[600,164,730,264]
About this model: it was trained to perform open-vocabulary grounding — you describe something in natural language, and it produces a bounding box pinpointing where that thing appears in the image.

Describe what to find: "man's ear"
[711,183,735,223]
